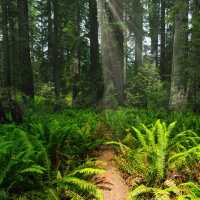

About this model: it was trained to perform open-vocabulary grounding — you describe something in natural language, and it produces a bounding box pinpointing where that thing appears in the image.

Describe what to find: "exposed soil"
[94,147,129,200]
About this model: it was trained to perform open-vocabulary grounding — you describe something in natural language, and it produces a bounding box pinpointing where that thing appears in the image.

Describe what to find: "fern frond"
[14,128,34,151]
[168,145,200,164]
[153,188,170,200]
[17,196,28,200]
[47,188,60,200]
[20,165,46,174]
[68,168,105,177]
[142,124,155,147]
[0,141,12,154]
[0,190,7,200]
[62,177,103,200]
[65,191,86,200]
[132,127,147,149]
[127,185,153,200]
[167,121,176,136]
[105,141,131,153]
[176,195,200,200]
[171,131,199,148]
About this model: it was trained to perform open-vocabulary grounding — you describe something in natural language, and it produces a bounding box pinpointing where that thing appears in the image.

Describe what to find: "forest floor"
[94,147,129,200]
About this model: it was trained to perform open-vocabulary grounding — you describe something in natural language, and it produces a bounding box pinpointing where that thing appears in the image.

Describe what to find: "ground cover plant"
[107,118,200,199]
[0,106,199,199]
[0,108,105,200]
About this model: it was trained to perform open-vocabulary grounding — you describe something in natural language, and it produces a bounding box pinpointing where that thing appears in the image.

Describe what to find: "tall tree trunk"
[165,1,175,83]
[52,0,64,96]
[52,0,60,96]
[110,0,124,104]
[1,0,11,91]
[190,0,200,112]
[149,0,159,68]
[169,0,189,110]
[47,0,53,83]
[89,0,103,104]
[123,0,128,86]
[134,0,143,69]
[72,0,81,106]
[160,0,166,80]
[17,0,34,97]
[8,0,18,92]
[100,0,124,107]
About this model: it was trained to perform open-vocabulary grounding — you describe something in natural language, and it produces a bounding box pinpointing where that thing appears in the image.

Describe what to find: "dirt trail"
[94,148,129,200]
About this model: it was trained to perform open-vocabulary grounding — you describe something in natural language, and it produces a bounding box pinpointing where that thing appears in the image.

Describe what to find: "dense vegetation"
[0,0,200,199]
[0,106,199,199]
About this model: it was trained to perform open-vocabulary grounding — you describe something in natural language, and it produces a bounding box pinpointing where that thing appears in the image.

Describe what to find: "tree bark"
[190,0,200,112]
[52,0,60,96]
[72,0,81,106]
[47,0,54,83]
[134,0,143,69]
[8,0,19,92]
[51,0,65,96]
[89,0,103,104]
[160,0,166,80]
[17,0,34,97]
[1,0,11,90]
[100,0,124,107]
[149,0,159,68]
[169,0,189,110]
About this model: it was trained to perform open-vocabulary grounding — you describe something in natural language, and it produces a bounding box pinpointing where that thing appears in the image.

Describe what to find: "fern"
[109,120,200,187]
[56,167,104,200]
[128,182,200,200]
[68,168,105,177]
[62,177,103,200]
[47,188,60,200]
[0,126,49,196]
[132,126,147,149]
[169,145,200,164]
[20,164,46,174]
[66,191,86,200]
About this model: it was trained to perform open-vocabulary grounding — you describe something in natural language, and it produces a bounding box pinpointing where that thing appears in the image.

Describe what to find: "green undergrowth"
[104,108,200,138]
[104,109,200,200]
[0,108,104,200]
[0,106,199,199]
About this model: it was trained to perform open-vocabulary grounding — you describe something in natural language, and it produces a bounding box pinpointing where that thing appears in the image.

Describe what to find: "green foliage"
[128,182,200,200]
[103,108,200,137]
[48,167,104,200]
[126,63,167,108]
[0,126,48,192]
[108,120,200,199]
[1,105,200,199]
[0,108,103,199]
[104,109,131,135]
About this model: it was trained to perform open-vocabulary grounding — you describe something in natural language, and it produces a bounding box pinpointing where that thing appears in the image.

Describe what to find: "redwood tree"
[17,0,34,97]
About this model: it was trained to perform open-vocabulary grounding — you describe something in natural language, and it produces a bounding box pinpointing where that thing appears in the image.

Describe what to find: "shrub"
[126,64,167,108]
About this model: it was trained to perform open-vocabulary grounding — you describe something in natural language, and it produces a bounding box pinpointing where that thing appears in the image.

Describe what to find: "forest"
[0,0,200,199]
